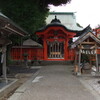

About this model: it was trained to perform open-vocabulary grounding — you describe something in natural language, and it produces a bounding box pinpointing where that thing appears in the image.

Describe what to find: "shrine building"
[10,12,90,62]
[35,13,85,61]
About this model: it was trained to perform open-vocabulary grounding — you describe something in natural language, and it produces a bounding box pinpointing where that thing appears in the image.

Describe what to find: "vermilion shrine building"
[11,12,86,61]
[36,15,82,61]
[10,12,100,71]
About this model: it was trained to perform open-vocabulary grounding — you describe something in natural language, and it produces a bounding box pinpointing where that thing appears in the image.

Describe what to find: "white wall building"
[46,12,83,31]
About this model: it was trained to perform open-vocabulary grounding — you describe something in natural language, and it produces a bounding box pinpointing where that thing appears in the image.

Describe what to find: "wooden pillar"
[74,50,78,73]
[51,43,53,58]
[95,44,99,72]
[95,49,99,72]
[52,43,53,57]
[60,42,62,58]
[2,45,8,83]
[48,43,50,58]
[43,39,47,60]
[78,49,81,73]
[54,42,56,58]
[74,50,78,65]
[57,42,59,58]
[64,40,68,60]
[90,54,92,69]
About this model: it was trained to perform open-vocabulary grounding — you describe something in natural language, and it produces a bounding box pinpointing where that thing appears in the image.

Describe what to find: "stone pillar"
[2,45,8,83]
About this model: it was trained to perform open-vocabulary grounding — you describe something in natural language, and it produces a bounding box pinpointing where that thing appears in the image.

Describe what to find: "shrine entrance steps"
[41,61,73,66]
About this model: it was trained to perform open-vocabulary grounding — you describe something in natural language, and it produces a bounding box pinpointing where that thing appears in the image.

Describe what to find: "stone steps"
[41,61,73,66]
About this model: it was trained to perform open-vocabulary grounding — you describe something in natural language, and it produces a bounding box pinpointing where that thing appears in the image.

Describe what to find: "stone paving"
[0,66,40,100]
[0,80,13,90]
[8,65,100,100]
[88,78,100,94]
[79,76,100,96]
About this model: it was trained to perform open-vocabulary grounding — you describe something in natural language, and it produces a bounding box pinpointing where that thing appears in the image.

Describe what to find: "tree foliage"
[0,0,71,44]
[0,0,48,33]
[39,0,71,6]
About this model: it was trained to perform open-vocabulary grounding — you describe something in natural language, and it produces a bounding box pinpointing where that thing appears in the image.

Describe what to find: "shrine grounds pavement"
[7,64,100,100]
[0,65,40,100]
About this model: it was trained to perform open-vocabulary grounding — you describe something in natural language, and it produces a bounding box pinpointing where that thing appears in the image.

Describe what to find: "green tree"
[0,0,71,44]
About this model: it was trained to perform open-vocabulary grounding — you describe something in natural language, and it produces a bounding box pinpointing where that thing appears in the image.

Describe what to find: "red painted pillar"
[64,39,68,60]
[43,38,47,60]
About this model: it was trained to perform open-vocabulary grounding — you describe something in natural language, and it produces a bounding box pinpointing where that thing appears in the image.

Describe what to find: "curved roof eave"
[36,24,91,38]
[0,12,28,36]
[70,31,100,48]
[36,23,81,33]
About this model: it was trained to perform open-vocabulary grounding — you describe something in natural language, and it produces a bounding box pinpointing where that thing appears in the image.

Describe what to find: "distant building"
[46,12,83,31]
[93,27,100,38]
[11,12,100,64]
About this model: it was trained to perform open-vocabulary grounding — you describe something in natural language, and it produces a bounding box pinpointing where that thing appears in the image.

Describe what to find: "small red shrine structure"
[10,16,87,62]
[36,16,81,61]
[11,39,43,61]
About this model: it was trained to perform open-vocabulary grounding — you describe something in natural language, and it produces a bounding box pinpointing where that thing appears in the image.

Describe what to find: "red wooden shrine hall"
[36,16,76,61]
[11,16,85,61]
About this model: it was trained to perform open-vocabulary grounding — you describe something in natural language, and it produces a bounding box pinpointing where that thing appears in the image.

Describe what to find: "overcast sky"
[49,0,100,28]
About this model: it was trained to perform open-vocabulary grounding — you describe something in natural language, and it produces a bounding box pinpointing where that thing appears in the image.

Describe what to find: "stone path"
[8,65,100,100]
[79,76,100,98]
